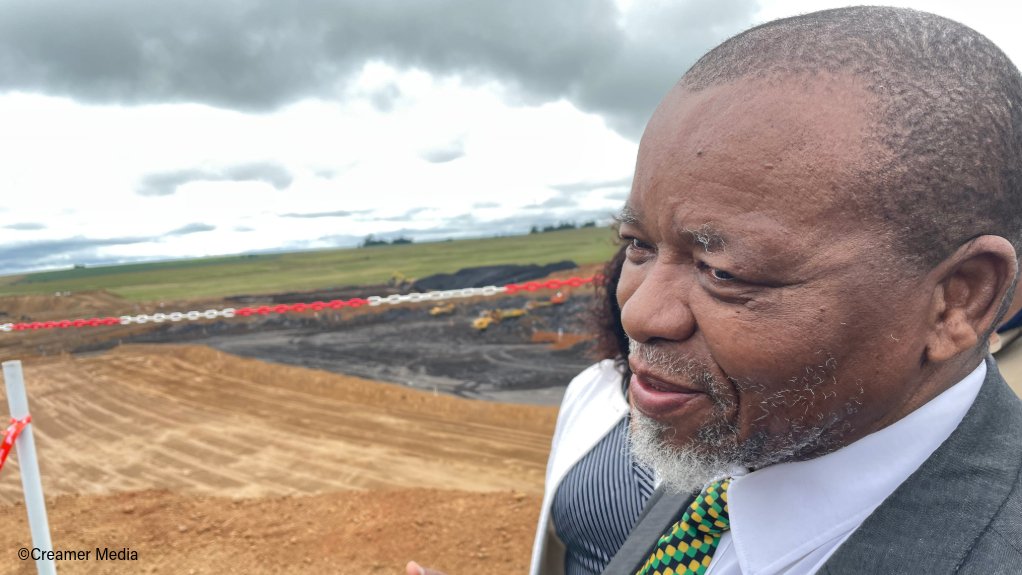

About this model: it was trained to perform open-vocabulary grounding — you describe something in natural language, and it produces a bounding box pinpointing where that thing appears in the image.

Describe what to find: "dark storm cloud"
[166,222,215,236]
[4,222,47,231]
[0,0,759,138]
[137,162,293,196]
[0,235,154,273]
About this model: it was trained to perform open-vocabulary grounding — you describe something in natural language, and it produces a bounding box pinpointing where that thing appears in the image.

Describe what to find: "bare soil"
[0,345,557,574]
[0,269,607,574]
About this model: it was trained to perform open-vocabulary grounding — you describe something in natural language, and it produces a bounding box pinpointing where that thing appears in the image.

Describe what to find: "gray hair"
[680,6,1022,272]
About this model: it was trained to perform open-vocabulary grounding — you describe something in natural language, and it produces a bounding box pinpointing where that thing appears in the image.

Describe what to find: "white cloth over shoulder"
[529,360,630,575]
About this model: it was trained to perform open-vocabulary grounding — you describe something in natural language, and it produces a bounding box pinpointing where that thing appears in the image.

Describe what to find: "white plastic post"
[3,360,57,575]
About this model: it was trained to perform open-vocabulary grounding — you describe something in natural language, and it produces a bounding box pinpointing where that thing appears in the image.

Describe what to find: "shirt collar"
[725,361,986,575]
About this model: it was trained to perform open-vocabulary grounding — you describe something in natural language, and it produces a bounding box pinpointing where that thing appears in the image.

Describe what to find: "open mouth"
[629,372,706,418]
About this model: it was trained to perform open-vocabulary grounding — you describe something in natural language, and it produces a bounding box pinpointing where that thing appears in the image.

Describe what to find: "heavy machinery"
[429,302,456,316]
[524,291,568,310]
[472,308,528,330]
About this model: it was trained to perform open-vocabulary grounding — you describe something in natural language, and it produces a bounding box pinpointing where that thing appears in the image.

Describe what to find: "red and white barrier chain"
[0,276,598,333]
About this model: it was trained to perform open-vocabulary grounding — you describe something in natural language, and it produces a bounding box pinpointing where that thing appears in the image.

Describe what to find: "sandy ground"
[0,345,559,574]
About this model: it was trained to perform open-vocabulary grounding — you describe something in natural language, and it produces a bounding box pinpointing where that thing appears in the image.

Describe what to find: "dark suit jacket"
[603,357,1022,574]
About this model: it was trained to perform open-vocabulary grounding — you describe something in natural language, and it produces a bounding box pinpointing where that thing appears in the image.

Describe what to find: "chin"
[628,408,738,494]
[628,403,849,492]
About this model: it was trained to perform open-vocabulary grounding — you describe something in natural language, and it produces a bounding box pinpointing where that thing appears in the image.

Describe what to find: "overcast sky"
[1,0,1019,274]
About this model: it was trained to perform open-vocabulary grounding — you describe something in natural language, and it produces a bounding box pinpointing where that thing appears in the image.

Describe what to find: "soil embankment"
[0,265,604,573]
[0,345,557,574]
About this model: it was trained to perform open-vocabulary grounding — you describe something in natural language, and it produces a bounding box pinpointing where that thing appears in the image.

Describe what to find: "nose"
[618,260,697,344]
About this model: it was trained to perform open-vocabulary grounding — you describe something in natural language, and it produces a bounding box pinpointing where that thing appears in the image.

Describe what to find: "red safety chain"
[11,317,122,331]
[233,297,371,317]
[1,276,598,332]
[0,415,31,474]
[503,276,597,294]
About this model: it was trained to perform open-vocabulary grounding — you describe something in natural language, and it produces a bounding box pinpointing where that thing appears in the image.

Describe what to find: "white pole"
[3,360,57,575]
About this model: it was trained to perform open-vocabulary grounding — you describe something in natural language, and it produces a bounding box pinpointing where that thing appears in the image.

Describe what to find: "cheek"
[693,291,852,383]
[615,262,643,308]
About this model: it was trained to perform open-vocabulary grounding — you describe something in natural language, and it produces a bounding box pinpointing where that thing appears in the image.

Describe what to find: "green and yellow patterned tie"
[636,478,731,575]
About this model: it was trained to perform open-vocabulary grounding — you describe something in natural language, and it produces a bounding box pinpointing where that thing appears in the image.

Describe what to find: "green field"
[0,227,620,301]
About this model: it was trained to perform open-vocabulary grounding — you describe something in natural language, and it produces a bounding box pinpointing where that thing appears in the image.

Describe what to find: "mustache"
[628,338,715,394]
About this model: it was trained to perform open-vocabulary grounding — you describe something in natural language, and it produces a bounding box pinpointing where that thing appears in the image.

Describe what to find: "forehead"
[631,75,878,239]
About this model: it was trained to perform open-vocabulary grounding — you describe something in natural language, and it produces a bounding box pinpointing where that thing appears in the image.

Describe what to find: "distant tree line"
[360,234,414,248]
[529,220,597,234]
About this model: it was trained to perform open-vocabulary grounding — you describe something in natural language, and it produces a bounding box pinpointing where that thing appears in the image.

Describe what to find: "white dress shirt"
[705,361,987,575]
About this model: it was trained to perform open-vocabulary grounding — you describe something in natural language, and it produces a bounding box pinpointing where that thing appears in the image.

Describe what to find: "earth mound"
[0,345,556,574]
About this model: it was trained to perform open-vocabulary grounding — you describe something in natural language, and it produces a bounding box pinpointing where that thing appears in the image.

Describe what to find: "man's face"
[619,76,933,479]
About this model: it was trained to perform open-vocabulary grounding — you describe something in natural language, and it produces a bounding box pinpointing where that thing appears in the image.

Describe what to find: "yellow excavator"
[524,291,568,311]
[429,302,456,316]
[472,308,528,330]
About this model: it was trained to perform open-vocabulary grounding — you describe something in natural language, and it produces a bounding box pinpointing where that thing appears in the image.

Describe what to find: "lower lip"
[629,374,705,418]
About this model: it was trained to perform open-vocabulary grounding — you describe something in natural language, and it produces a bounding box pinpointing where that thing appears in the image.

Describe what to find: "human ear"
[924,235,1018,363]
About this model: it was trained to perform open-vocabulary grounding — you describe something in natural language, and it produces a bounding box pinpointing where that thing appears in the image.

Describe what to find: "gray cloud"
[472,201,500,209]
[4,222,47,231]
[603,188,630,201]
[280,209,369,219]
[369,83,402,113]
[550,176,632,194]
[166,222,215,236]
[0,235,155,273]
[532,195,582,210]
[365,207,431,222]
[0,0,759,138]
[420,140,465,164]
[340,209,617,244]
[137,162,293,196]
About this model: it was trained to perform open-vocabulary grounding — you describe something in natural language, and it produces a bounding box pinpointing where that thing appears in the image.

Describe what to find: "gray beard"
[628,407,828,494]
[627,339,858,494]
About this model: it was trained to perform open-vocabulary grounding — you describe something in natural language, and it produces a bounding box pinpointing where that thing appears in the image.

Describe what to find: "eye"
[629,237,653,251]
[697,261,737,282]
[710,268,735,281]
[620,235,655,262]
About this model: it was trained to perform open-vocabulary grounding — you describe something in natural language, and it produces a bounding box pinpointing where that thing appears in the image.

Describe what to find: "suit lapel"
[821,357,1022,573]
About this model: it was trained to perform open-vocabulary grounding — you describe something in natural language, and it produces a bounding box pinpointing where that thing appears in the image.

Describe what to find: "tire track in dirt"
[0,344,557,504]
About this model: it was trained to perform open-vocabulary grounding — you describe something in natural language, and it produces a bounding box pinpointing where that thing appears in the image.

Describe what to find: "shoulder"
[559,359,626,410]
[945,369,1022,573]
[958,479,1022,573]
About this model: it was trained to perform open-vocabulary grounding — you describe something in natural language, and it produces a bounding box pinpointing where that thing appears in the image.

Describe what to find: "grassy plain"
[0,227,619,301]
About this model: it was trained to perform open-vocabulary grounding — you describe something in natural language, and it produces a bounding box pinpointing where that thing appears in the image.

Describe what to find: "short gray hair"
[681,6,1022,271]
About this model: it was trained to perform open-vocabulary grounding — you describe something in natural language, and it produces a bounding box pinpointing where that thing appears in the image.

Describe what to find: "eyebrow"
[615,205,641,225]
[616,204,733,254]
[684,223,728,252]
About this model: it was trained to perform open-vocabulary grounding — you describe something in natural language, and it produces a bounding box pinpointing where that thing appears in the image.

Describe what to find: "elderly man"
[606,6,1022,575]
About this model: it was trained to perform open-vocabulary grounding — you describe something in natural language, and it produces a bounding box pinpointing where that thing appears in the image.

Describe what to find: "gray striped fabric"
[552,416,656,575]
